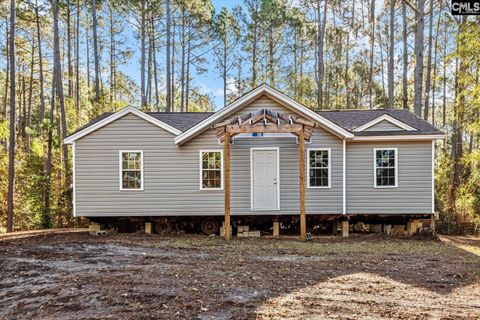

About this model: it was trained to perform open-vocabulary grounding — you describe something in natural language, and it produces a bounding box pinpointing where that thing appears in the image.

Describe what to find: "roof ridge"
[147,111,214,114]
[318,108,399,112]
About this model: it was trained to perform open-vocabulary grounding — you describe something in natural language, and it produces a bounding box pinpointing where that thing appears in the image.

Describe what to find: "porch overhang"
[215,108,311,241]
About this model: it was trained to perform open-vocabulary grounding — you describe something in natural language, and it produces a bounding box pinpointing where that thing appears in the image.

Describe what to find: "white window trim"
[373,148,398,188]
[250,147,281,211]
[307,148,331,189]
[119,150,144,191]
[199,149,224,190]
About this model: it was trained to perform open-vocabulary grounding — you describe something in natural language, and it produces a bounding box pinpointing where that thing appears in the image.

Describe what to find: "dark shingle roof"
[68,111,214,137]
[148,112,213,131]
[318,109,443,135]
[68,107,443,139]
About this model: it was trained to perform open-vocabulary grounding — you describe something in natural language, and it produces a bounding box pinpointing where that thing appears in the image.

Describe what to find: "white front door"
[251,148,279,210]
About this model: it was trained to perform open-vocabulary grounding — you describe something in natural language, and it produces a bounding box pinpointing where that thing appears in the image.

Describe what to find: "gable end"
[353,114,417,132]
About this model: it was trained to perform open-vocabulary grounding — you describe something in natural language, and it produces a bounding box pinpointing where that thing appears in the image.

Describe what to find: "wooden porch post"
[299,130,306,241]
[224,131,231,241]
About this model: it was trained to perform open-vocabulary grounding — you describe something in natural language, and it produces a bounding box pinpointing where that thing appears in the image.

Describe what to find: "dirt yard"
[0,231,479,320]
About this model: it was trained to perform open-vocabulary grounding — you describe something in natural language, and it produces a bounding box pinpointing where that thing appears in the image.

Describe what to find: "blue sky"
[118,0,241,111]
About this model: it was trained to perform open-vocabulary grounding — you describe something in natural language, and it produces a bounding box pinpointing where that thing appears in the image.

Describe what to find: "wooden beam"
[294,118,316,127]
[224,131,231,241]
[227,123,304,134]
[299,130,306,241]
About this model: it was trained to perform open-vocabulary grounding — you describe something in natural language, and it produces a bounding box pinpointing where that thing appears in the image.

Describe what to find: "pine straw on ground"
[0,231,479,320]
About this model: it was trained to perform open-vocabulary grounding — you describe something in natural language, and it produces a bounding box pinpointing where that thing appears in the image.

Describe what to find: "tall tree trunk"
[431,9,441,126]
[250,1,259,88]
[26,39,35,152]
[402,1,408,109]
[3,19,9,123]
[180,8,186,112]
[54,0,71,194]
[413,0,425,116]
[140,0,146,107]
[152,15,159,110]
[442,22,447,127]
[146,18,152,107]
[223,33,227,107]
[185,28,191,111]
[423,0,434,120]
[109,2,115,107]
[268,29,275,87]
[86,21,90,90]
[92,0,100,100]
[165,0,171,112]
[369,0,375,108]
[34,0,46,127]
[75,0,80,111]
[379,26,386,100]
[43,81,55,229]
[67,0,73,97]
[387,0,395,109]
[171,16,176,111]
[317,0,327,110]
[7,0,16,233]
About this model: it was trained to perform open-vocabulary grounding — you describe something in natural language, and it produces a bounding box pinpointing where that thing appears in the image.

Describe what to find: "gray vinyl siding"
[346,141,433,214]
[75,97,344,217]
[75,95,433,217]
[364,120,404,131]
[76,113,223,216]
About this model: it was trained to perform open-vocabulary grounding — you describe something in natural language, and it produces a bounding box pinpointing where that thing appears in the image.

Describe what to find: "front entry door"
[251,148,279,210]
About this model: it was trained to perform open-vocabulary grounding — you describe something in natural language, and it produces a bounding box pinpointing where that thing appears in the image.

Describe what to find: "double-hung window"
[120,151,143,190]
[307,148,330,188]
[200,150,223,190]
[374,148,397,188]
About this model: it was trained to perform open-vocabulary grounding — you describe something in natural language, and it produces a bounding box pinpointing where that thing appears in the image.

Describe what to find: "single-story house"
[64,84,444,240]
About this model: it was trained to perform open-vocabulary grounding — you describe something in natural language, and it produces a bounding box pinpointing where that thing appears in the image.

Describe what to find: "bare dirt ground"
[0,231,479,320]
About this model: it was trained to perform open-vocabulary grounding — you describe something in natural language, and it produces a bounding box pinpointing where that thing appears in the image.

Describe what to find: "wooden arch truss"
[213,109,316,241]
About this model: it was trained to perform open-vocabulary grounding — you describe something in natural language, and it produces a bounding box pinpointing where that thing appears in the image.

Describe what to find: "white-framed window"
[199,150,223,190]
[374,148,398,188]
[119,151,144,190]
[307,148,331,188]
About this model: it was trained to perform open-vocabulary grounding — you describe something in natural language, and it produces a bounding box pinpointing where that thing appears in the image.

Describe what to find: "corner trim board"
[72,142,76,217]
[342,139,346,215]
[432,140,435,213]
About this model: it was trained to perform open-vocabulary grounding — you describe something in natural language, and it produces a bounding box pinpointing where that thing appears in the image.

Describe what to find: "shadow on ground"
[0,232,479,319]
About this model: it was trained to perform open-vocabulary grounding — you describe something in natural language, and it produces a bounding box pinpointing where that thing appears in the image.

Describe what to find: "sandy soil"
[0,231,479,320]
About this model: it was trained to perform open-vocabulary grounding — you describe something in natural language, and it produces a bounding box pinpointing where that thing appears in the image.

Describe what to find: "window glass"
[121,151,142,189]
[308,149,329,187]
[375,149,396,187]
[201,151,222,189]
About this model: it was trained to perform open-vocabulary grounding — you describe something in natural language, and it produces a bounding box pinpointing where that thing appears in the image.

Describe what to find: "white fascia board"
[174,84,354,145]
[64,106,182,144]
[353,114,417,132]
[351,134,445,141]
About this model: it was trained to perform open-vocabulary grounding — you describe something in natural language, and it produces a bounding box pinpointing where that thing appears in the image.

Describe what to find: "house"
[64,84,444,239]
